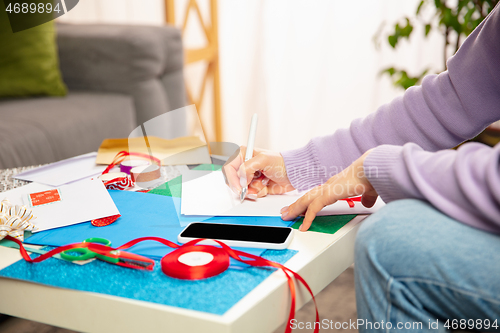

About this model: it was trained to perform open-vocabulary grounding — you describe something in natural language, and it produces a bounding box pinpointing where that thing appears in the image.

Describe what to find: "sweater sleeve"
[281,4,500,191]
[365,143,500,233]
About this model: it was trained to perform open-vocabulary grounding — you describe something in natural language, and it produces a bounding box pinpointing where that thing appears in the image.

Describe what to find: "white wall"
[58,0,445,151]
[58,0,165,25]
[219,0,444,151]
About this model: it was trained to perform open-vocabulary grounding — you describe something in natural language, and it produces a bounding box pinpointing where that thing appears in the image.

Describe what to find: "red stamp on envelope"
[29,189,62,207]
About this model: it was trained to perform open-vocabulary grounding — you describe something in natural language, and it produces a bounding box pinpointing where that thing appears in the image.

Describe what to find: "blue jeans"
[354,199,500,332]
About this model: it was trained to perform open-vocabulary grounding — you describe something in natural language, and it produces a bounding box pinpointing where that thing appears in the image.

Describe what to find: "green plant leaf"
[375,0,499,90]
[381,67,396,76]
[400,18,414,36]
[395,71,420,90]
[464,6,475,22]
[380,67,429,90]
[425,23,432,36]
[457,0,468,14]
[388,35,397,48]
[417,0,426,15]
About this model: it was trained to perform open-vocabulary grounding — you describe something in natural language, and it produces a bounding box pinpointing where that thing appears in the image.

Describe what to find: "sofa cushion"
[56,23,183,89]
[56,23,185,125]
[0,92,135,169]
[0,5,67,97]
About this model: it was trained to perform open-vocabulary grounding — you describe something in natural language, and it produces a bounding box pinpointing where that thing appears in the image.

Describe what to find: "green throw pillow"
[0,3,67,98]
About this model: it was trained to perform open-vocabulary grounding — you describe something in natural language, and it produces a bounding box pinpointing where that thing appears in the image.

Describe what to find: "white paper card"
[180,170,385,217]
[1,179,119,232]
[13,152,107,187]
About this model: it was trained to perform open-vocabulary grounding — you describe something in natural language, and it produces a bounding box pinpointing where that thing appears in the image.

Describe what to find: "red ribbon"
[99,151,162,191]
[102,151,161,175]
[103,177,134,191]
[340,196,362,208]
[7,235,319,333]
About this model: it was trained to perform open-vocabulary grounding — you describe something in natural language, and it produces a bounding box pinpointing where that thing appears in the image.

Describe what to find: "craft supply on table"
[0,244,297,316]
[1,166,38,192]
[0,199,37,241]
[99,151,160,190]
[181,170,385,217]
[96,136,211,166]
[98,172,128,182]
[13,152,107,187]
[101,151,161,174]
[0,179,119,232]
[0,238,82,264]
[291,214,357,234]
[4,236,318,333]
[24,190,294,266]
[98,172,134,191]
[240,113,259,202]
[58,237,154,270]
[91,214,121,227]
[147,163,221,199]
[120,159,150,174]
[130,164,162,189]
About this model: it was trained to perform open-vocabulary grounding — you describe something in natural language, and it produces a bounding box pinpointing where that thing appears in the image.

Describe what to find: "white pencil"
[240,113,259,202]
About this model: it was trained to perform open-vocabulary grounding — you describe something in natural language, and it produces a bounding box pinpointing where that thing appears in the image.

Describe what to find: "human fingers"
[299,196,335,231]
[280,185,324,221]
[267,180,295,195]
[237,152,273,187]
[222,146,251,194]
[247,185,269,200]
[247,176,270,196]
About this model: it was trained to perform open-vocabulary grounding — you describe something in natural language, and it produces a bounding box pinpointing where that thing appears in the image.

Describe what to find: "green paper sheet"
[148,175,182,197]
[291,214,357,234]
[148,164,222,198]
[150,165,358,235]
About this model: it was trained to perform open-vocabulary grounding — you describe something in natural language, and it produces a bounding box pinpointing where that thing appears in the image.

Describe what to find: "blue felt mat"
[26,190,294,265]
[0,248,297,315]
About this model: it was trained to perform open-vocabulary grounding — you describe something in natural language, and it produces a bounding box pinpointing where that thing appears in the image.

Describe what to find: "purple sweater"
[281,4,500,233]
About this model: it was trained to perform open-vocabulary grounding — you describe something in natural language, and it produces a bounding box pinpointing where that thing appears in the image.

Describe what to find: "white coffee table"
[0,215,365,333]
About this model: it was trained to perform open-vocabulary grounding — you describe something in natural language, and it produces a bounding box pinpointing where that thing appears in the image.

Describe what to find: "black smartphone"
[178,222,294,250]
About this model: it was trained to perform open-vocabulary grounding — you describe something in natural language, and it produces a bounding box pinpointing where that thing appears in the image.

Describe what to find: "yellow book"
[96,136,211,166]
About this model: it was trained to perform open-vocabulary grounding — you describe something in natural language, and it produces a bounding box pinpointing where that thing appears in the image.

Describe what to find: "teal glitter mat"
[0,248,297,315]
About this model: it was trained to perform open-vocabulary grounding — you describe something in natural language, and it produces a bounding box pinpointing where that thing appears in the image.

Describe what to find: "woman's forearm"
[365,142,500,233]
[281,4,500,191]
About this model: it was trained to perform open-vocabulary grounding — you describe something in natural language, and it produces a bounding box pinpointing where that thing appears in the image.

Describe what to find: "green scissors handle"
[60,237,118,264]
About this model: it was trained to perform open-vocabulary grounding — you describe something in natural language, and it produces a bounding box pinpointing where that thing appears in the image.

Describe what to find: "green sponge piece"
[291,214,357,234]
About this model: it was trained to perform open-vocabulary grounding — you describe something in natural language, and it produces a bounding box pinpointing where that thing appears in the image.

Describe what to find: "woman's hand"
[222,146,295,199]
[281,150,377,231]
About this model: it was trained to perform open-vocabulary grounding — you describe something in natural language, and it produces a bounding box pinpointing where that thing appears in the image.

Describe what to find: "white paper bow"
[0,199,37,242]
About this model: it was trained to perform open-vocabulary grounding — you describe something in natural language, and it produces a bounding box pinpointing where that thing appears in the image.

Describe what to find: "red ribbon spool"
[161,245,229,280]
[7,235,320,333]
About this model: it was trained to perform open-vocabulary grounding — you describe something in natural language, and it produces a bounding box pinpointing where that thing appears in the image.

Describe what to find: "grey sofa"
[0,23,186,169]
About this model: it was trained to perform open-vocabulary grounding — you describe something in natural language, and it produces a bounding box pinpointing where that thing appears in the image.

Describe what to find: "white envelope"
[0,179,119,232]
[180,170,385,217]
[13,152,107,187]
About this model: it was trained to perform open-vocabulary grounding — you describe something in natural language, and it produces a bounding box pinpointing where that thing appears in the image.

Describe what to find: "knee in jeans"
[355,199,435,269]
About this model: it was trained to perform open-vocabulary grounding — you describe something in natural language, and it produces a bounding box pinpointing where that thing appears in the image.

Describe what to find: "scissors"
[60,237,154,270]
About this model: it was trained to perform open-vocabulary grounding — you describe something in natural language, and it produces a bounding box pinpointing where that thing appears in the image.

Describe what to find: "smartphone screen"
[180,223,292,244]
